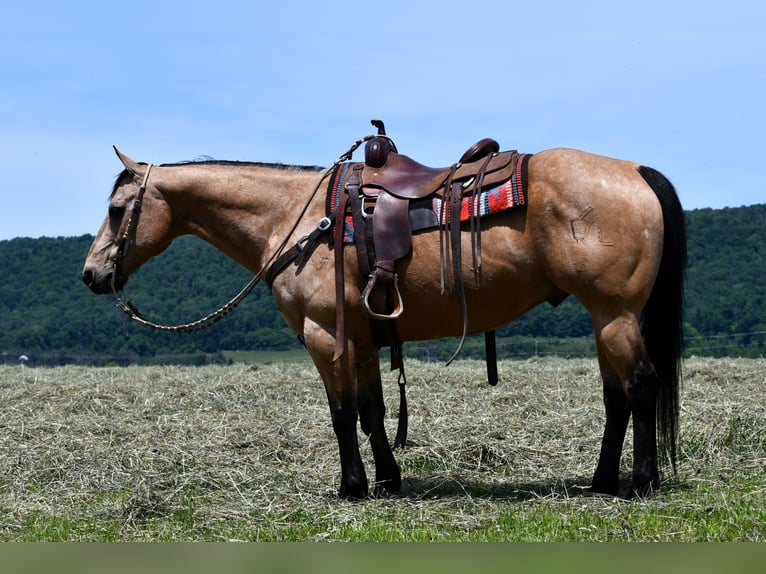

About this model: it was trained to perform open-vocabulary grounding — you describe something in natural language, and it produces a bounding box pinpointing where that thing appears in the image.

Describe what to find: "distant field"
[222,349,312,364]
[0,357,763,541]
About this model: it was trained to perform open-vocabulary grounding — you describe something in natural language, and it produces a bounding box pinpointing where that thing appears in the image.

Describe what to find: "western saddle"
[331,121,521,384]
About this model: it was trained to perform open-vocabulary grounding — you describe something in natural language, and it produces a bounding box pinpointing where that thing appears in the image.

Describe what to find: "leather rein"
[109,162,265,332]
[110,138,374,333]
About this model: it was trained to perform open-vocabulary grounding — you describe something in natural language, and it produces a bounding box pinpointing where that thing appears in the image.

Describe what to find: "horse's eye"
[109,205,125,219]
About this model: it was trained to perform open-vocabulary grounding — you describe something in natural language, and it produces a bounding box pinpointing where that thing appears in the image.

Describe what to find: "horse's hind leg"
[304,320,369,500]
[355,348,401,496]
[591,342,630,495]
[591,313,660,497]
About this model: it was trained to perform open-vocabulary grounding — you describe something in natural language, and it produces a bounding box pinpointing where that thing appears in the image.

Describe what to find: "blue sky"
[1,0,764,240]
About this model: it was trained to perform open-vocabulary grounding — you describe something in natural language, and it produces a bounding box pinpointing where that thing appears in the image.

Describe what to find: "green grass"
[5,469,765,542]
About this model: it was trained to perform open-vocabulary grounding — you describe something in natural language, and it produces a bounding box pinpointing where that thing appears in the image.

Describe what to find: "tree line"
[1,203,764,365]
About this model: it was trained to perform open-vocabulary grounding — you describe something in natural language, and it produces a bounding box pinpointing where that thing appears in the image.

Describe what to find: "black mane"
[110,159,325,198]
[159,159,325,172]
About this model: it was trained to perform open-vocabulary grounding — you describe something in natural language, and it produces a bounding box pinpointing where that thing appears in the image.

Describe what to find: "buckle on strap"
[317,216,332,232]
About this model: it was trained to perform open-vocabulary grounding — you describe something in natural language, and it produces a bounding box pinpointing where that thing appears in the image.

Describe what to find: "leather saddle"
[362,139,513,201]
[334,123,518,375]
[359,140,517,297]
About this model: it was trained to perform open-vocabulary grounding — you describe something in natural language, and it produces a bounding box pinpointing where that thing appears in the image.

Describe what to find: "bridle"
[109,162,278,333]
[107,134,375,333]
[111,164,153,282]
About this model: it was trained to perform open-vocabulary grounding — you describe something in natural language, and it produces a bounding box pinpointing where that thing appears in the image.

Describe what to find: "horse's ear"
[113,146,146,179]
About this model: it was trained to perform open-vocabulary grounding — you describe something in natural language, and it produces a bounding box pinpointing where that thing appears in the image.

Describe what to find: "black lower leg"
[628,364,660,496]
[591,385,630,495]
[331,406,369,500]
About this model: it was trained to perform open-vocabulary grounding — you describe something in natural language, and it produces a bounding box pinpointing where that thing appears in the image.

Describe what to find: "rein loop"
[114,276,262,333]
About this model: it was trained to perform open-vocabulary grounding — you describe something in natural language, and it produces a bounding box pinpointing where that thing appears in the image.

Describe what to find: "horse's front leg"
[355,347,401,496]
[304,320,368,500]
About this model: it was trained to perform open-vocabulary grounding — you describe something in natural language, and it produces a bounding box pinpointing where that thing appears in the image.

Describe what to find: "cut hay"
[0,357,763,540]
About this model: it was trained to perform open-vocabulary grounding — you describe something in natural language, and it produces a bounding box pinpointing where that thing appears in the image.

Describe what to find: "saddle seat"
[360,137,512,200]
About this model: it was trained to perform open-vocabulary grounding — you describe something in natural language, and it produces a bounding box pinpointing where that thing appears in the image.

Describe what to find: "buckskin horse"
[82,126,685,499]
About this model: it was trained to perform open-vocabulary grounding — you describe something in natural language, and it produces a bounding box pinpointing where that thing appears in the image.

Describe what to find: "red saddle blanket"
[326,153,532,243]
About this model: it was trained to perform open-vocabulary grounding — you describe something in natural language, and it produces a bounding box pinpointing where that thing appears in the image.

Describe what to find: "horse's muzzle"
[82,268,124,294]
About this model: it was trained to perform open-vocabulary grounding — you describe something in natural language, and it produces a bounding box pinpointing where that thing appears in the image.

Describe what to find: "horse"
[82,138,685,500]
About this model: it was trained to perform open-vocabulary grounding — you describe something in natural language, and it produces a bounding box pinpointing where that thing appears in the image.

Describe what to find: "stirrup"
[361,272,404,320]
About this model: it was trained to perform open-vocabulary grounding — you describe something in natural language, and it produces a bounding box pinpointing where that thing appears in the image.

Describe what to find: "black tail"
[639,165,686,472]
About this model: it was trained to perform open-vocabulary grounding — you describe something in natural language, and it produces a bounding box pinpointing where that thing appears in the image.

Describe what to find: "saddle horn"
[371,119,387,135]
[365,120,397,168]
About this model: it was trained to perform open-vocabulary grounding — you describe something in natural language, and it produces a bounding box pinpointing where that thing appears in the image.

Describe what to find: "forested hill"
[1,203,765,364]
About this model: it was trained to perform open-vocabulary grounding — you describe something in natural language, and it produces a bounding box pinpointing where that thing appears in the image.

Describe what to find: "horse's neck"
[161,164,322,275]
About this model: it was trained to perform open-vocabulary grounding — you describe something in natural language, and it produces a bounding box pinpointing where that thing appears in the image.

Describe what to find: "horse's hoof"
[373,476,402,497]
[338,484,369,501]
[588,480,620,497]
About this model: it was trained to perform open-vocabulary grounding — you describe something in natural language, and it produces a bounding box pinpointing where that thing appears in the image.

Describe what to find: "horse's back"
[527,148,650,206]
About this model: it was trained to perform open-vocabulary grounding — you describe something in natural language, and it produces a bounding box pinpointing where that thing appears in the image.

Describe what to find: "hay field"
[0,357,763,541]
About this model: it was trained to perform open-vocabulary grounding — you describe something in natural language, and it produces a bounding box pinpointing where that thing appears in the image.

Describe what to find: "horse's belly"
[394,231,555,340]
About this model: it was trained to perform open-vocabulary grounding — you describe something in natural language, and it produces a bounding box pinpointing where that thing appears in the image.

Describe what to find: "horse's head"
[82,148,174,294]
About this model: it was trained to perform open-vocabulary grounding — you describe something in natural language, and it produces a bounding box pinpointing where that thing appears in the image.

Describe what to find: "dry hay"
[0,356,763,539]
